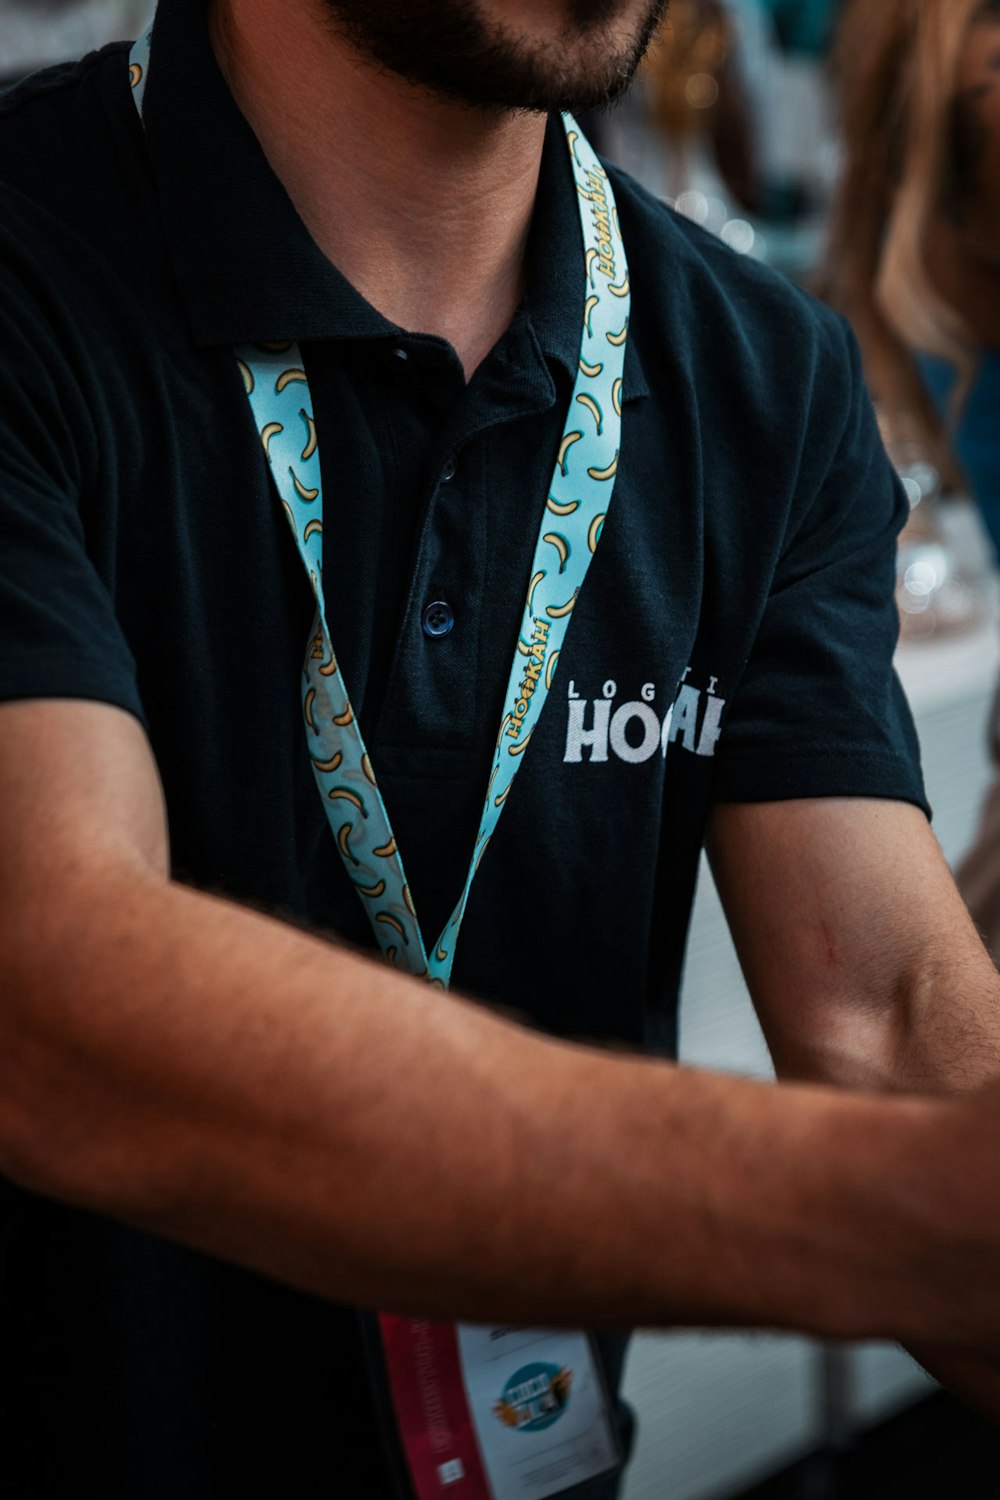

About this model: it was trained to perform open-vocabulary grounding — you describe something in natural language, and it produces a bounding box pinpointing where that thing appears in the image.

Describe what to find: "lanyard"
[129,29,629,987]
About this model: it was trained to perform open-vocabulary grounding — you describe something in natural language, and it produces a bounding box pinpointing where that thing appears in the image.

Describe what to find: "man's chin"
[322,0,667,116]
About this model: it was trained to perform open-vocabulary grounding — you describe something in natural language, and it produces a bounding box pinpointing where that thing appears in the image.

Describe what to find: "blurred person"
[752,0,841,55]
[641,0,761,209]
[819,0,1000,961]
[7,1,1000,1497]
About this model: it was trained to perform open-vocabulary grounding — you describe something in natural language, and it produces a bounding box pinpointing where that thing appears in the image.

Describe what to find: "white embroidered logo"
[562,670,725,764]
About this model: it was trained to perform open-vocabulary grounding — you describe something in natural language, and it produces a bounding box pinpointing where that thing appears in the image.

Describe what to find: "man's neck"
[210,0,548,377]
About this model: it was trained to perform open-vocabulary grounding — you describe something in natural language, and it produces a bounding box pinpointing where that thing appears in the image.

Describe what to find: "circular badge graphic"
[493,1361,574,1433]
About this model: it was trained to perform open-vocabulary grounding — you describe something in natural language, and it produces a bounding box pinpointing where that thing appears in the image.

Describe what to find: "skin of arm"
[2,699,1000,1354]
[708,797,1000,1419]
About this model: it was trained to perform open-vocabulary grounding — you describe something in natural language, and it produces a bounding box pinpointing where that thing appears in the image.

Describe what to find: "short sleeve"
[0,222,144,722]
[711,318,929,816]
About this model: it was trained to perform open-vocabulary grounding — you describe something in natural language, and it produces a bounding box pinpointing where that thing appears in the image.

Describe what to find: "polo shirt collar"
[139,0,648,400]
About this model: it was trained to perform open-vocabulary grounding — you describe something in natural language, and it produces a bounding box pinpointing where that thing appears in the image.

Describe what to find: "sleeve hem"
[0,651,146,728]
[711,750,931,819]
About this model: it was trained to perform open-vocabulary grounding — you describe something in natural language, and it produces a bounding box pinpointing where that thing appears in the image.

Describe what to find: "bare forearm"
[0,871,993,1348]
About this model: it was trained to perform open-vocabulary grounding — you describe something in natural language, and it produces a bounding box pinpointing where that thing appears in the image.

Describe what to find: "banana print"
[128,62,143,88]
[275,367,307,394]
[585,247,598,286]
[311,750,343,773]
[260,421,283,455]
[260,340,293,353]
[361,752,377,786]
[373,836,398,859]
[545,649,560,691]
[566,128,581,165]
[579,357,604,378]
[304,687,317,732]
[526,570,546,612]
[300,408,318,461]
[556,430,583,475]
[546,588,579,620]
[303,519,323,542]
[435,941,449,964]
[588,513,606,553]
[609,275,630,298]
[612,378,622,417]
[606,320,628,347]
[355,878,386,900]
[542,531,571,573]
[507,729,533,757]
[474,836,491,874]
[281,500,297,538]
[583,294,599,335]
[546,495,580,517]
[319,652,338,677]
[328,786,367,816]
[403,885,417,917]
[587,452,619,482]
[493,784,511,809]
[332,703,354,727]
[575,392,603,435]
[238,360,254,395]
[337,822,358,866]
[376,912,408,942]
[290,467,319,503]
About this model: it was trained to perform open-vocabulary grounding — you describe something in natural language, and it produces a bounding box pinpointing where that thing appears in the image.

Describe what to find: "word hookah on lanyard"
[128,31,630,988]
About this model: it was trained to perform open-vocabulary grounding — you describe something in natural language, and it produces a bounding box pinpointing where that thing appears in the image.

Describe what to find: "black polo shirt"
[0,0,927,1494]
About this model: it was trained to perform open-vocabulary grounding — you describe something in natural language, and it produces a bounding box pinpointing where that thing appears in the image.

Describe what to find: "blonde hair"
[819,0,982,473]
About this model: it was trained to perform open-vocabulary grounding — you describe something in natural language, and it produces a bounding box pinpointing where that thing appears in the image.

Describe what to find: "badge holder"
[378,1316,622,1500]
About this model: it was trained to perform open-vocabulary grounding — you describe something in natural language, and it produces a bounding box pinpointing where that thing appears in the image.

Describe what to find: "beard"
[318,0,669,113]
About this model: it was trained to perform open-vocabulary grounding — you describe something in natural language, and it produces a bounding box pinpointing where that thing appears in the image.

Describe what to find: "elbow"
[766,1001,910,1094]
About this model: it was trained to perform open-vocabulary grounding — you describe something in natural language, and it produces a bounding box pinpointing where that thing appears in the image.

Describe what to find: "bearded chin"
[320,0,668,114]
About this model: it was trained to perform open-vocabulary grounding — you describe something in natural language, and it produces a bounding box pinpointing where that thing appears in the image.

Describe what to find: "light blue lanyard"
[130,30,630,986]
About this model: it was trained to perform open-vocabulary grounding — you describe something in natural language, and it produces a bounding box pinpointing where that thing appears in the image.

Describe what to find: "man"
[2,0,1000,1495]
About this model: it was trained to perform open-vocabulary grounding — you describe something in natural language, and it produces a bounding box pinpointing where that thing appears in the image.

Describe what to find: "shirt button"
[390,345,409,362]
[422,600,455,639]
[440,456,457,483]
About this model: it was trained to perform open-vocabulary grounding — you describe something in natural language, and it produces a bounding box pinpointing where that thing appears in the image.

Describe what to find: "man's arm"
[707,796,1000,1414]
[706,797,1000,1095]
[1,697,998,1351]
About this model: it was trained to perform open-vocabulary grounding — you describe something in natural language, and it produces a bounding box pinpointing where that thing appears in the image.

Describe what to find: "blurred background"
[4,1,1000,1496]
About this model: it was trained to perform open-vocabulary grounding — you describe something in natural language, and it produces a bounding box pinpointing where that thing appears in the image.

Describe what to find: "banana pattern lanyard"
[130,27,630,1500]
[129,29,629,986]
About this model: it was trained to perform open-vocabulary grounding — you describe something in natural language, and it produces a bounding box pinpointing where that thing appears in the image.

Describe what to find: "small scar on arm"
[819,918,840,974]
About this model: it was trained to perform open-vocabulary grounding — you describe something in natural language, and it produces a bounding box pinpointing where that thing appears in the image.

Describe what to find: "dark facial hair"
[319,0,669,113]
